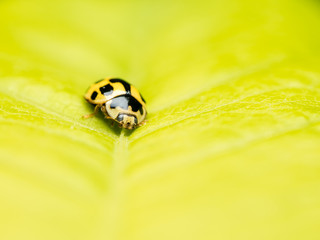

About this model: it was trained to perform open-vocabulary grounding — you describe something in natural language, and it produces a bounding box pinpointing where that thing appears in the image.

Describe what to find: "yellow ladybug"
[84,78,147,129]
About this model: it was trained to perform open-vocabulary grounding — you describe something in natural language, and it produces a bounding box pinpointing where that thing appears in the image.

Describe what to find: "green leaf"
[1,0,320,239]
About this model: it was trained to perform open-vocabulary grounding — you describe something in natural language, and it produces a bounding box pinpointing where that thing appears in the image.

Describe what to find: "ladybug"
[84,78,147,129]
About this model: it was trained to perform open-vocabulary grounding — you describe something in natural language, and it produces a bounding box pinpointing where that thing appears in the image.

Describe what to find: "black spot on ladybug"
[110,95,143,114]
[140,93,146,103]
[91,91,98,100]
[109,78,131,95]
[95,79,104,83]
[100,84,113,96]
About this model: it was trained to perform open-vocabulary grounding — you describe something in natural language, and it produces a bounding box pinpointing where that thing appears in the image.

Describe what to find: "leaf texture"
[0,0,320,239]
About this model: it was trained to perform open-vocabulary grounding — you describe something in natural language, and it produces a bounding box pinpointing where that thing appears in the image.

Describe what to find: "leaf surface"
[1,0,320,239]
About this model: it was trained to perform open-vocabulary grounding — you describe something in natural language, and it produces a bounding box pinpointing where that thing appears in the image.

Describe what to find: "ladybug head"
[116,113,138,130]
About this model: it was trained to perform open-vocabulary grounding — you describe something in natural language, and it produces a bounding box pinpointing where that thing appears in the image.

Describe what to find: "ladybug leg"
[83,104,101,119]
[100,105,113,120]
[100,105,115,128]
[138,119,148,127]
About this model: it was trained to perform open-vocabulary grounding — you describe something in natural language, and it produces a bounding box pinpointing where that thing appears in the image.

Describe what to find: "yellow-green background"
[1,0,320,239]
